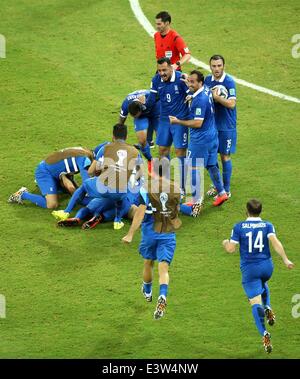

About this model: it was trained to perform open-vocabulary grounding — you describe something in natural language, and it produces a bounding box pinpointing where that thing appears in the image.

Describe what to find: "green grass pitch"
[1,0,299,358]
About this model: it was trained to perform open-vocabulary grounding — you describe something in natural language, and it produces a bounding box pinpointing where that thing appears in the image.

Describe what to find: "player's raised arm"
[122,204,147,244]
[268,235,294,269]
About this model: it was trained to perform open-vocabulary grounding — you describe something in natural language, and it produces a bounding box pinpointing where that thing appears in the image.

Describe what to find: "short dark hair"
[246,199,262,216]
[157,57,171,66]
[190,70,204,84]
[209,54,225,65]
[113,123,127,140]
[128,101,143,117]
[156,11,171,23]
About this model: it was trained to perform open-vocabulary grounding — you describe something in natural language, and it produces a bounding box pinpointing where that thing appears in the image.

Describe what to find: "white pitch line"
[129,0,300,104]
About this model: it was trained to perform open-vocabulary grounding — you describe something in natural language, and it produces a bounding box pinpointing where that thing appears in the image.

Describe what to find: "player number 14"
[245,231,264,253]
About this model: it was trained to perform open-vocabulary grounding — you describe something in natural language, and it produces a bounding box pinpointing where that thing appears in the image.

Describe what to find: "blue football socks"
[140,143,152,161]
[21,192,47,208]
[191,167,201,202]
[252,304,266,336]
[75,207,91,220]
[178,156,187,192]
[143,281,152,295]
[180,203,193,216]
[222,159,232,193]
[262,283,271,309]
[207,165,225,194]
[159,284,168,299]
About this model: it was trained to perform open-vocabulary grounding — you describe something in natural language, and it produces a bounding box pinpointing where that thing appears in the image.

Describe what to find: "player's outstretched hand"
[284,259,295,269]
[122,234,132,244]
[222,239,229,248]
[169,116,179,124]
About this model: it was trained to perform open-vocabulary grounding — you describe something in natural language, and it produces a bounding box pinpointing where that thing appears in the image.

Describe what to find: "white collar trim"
[192,86,204,97]
[246,217,262,221]
[212,72,226,83]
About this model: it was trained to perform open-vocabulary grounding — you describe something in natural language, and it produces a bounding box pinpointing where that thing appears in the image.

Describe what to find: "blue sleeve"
[226,77,237,99]
[267,222,276,238]
[230,223,240,243]
[120,98,129,118]
[96,145,105,161]
[93,141,108,156]
[145,75,159,109]
[80,168,90,182]
[139,187,149,206]
[191,96,207,120]
[83,157,91,169]
[77,157,91,182]
[64,185,87,213]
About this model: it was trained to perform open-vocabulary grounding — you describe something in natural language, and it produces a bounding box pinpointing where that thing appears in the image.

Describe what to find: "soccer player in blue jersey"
[122,161,181,319]
[53,124,141,230]
[222,199,294,353]
[145,57,190,196]
[169,70,228,213]
[53,177,140,229]
[93,141,110,158]
[118,89,160,166]
[204,55,237,197]
[8,147,93,209]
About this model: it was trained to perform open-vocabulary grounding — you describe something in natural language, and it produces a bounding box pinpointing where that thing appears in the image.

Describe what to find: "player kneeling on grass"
[53,124,142,230]
[122,160,181,320]
[222,199,294,354]
[53,178,141,230]
[8,147,93,209]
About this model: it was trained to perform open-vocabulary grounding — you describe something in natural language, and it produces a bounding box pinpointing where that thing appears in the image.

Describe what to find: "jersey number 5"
[245,231,264,253]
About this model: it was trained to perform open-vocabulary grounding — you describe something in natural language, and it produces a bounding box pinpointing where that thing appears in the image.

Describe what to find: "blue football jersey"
[204,73,237,131]
[188,85,217,144]
[147,70,190,120]
[120,89,160,119]
[230,217,276,268]
[44,156,91,181]
[94,141,110,157]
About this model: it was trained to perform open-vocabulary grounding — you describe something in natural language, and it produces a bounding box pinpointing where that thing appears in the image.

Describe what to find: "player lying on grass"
[222,199,294,354]
[52,177,141,230]
[8,147,93,209]
[122,159,181,320]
